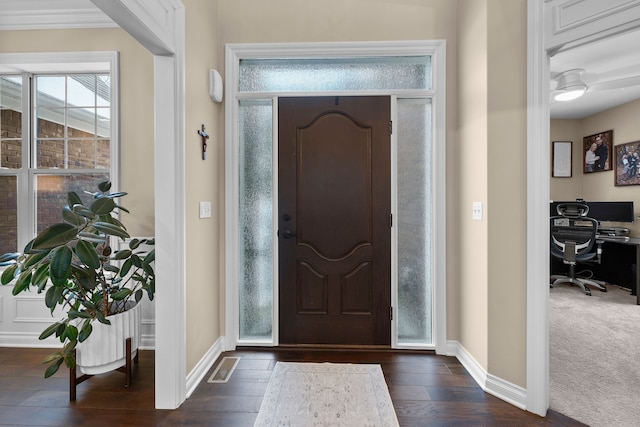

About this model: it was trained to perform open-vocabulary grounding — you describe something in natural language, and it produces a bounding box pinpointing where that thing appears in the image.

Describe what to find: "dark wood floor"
[0,347,585,426]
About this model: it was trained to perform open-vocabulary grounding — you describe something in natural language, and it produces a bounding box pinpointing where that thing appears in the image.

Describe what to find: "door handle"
[283,229,296,239]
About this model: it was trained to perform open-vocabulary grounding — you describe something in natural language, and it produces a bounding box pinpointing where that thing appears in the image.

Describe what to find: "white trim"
[390,96,399,348]
[527,0,551,417]
[0,333,60,348]
[93,0,186,410]
[0,8,117,31]
[528,0,640,417]
[271,96,280,346]
[432,41,447,355]
[225,40,447,351]
[448,340,527,410]
[185,336,224,398]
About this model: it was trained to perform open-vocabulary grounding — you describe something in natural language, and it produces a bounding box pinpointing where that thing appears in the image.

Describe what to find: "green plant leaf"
[114,249,132,260]
[131,254,142,268]
[114,204,130,214]
[72,204,96,219]
[39,322,62,340]
[50,246,73,285]
[103,264,120,273]
[32,223,78,250]
[143,263,154,276]
[44,285,64,310]
[135,289,143,303]
[78,320,93,342]
[120,259,132,277]
[13,270,33,295]
[1,264,18,285]
[23,251,50,270]
[77,231,107,244]
[90,197,116,215]
[33,263,51,291]
[110,288,132,301]
[76,268,97,291]
[55,322,66,338]
[42,351,63,364]
[143,249,155,264]
[43,357,64,378]
[105,191,127,199]
[62,324,78,342]
[128,239,140,250]
[62,205,86,226]
[0,252,20,263]
[96,311,110,325]
[98,181,112,192]
[93,222,130,240]
[67,191,83,208]
[75,240,100,269]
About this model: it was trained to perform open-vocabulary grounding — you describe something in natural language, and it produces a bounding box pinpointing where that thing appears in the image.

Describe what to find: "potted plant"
[0,181,154,379]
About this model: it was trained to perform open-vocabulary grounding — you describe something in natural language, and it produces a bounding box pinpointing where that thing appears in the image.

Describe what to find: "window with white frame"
[0,66,115,256]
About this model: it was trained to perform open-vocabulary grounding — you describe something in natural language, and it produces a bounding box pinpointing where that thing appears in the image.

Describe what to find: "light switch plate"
[472,201,483,221]
[199,201,212,218]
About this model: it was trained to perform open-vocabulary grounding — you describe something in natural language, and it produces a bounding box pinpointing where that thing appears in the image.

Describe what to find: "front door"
[278,96,391,346]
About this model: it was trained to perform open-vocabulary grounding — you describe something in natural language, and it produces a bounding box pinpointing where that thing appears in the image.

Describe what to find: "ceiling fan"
[551,66,640,102]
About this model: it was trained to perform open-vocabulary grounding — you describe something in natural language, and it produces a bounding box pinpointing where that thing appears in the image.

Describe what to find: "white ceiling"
[550,29,640,120]
[2,1,639,120]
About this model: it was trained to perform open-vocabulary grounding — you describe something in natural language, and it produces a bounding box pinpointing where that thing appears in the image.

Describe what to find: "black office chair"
[550,202,607,296]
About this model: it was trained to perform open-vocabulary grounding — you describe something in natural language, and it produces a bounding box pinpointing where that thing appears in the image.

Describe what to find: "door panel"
[278,96,391,345]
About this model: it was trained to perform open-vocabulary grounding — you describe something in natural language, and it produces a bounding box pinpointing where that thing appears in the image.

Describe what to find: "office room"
[549,28,640,426]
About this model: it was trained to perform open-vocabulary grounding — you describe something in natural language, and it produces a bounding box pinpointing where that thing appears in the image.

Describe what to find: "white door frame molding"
[224,40,447,355]
[91,0,187,410]
[527,0,640,417]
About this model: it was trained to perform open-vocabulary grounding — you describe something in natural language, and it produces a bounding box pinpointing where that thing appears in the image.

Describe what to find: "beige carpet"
[254,362,399,427]
[550,284,640,427]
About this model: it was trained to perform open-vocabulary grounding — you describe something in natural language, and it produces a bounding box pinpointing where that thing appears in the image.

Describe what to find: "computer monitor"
[550,200,635,223]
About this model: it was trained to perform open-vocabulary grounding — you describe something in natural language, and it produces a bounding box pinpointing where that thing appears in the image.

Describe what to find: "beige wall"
[551,98,640,236]
[0,29,154,236]
[1,0,533,393]
[486,0,527,386]
[457,0,489,369]
[455,0,528,387]
[184,0,223,372]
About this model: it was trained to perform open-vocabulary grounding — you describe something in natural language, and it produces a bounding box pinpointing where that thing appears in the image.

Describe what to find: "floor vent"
[207,356,240,383]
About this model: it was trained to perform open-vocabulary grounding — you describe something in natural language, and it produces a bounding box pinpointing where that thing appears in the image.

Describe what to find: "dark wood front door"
[278,96,391,346]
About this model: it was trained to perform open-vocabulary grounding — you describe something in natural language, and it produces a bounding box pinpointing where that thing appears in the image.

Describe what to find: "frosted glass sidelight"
[239,57,431,93]
[239,100,273,340]
[397,99,433,345]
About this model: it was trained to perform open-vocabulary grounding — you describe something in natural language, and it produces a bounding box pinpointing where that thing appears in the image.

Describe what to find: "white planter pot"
[76,302,140,375]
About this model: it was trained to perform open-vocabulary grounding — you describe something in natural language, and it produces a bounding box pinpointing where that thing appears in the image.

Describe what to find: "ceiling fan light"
[553,69,588,101]
[554,85,587,101]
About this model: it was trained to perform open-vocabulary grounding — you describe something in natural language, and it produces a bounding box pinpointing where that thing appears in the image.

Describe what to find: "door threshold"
[277,344,391,350]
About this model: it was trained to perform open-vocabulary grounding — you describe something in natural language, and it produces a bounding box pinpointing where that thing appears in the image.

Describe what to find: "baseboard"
[0,332,59,348]
[185,336,224,398]
[139,334,155,350]
[447,340,527,410]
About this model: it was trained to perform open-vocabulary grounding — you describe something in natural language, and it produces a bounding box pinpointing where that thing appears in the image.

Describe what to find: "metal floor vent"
[207,356,240,383]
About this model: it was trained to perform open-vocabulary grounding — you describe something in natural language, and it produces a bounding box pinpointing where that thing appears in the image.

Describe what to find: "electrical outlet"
[199,201,212,218]
[472,201,483,221]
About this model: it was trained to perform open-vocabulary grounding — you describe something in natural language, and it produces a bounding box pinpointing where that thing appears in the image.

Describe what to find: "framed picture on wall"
[583,130,613,173]
[614,140,640,186]
[552,141,572,177]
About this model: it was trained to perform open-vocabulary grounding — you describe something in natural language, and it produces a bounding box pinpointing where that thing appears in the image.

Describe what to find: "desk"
[551,236,640,305]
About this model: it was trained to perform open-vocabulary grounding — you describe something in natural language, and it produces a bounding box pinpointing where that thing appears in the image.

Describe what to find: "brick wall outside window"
[0,109,110,254]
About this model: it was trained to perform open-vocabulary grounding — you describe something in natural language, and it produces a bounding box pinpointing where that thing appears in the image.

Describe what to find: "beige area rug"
[254,362,399,427]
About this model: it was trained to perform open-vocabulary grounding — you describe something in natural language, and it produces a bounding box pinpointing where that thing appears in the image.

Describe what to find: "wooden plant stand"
[70,337,139,401]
